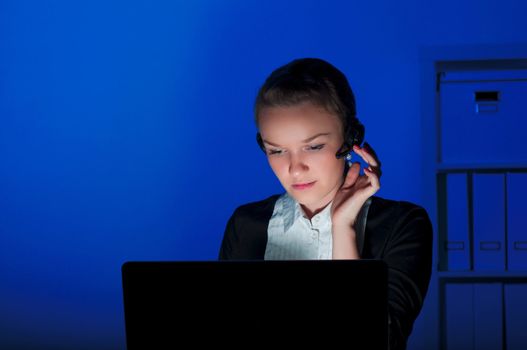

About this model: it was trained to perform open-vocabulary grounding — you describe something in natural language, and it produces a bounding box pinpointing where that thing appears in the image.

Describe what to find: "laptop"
[122,260,388,349]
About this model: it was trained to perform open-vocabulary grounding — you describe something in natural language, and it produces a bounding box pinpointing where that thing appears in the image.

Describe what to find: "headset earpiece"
[351,119,365,146]
[336,114,364,159]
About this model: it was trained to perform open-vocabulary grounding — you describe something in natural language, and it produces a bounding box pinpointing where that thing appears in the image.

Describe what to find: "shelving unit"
[435,60,527,350]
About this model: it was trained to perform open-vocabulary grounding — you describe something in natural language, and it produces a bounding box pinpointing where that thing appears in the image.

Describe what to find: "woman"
[218,58,433,350]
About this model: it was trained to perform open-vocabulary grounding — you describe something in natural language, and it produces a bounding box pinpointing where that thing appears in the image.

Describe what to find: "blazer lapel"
[354,197,373,257]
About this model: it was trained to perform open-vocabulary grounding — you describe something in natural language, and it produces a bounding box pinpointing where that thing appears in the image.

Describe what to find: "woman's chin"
[289,192,319,206]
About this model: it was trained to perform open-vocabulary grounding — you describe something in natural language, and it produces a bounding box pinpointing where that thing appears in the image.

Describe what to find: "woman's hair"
[254,58,364,154]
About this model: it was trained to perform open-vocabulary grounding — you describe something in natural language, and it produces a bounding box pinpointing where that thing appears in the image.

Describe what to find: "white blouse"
[264,192,333,260]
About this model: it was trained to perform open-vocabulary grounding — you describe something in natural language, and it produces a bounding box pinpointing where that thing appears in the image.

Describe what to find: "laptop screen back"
[122,260,388,349]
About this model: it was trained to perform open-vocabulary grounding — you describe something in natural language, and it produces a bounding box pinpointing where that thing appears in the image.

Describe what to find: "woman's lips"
[292,181,316,190]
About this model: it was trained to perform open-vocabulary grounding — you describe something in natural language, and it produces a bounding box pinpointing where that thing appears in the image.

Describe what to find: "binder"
[473,174,506,271]
[445,173,470,270]
[507,173,527,271]
[445,283,503,350]
[473,283,503,349]
[504,283,527,349]
[445,283,473,349]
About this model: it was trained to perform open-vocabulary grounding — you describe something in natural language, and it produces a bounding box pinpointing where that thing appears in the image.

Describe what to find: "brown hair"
[254,58,362,150]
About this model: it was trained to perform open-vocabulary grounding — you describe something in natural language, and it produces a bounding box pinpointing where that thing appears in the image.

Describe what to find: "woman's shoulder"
[364,195,433,259]
[231,193,283,219]
[367,196,432,236]
[370,196,429,218]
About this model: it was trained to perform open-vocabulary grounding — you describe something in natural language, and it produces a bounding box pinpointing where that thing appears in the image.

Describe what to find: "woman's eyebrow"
[263,132,331,147]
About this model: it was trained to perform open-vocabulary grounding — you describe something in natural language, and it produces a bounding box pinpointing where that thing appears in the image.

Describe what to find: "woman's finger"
[367,164,382,177]
[363,142,381,167]
[353,145,379,168]
[364,167,381,192]
[343,162,360,188]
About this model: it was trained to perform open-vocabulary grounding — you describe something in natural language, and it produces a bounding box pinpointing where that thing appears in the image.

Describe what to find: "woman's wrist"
[332,225,360,259]
[332,222,356,234]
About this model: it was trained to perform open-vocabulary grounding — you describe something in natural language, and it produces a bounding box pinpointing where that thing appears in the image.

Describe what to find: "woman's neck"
[300,202,331,221]
[299,176,344,220]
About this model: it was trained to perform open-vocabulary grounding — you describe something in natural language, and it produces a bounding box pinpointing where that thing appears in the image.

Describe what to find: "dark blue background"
[1,1,526,349]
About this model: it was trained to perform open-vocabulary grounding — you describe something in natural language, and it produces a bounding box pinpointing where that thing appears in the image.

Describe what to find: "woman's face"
[258,101,346,215]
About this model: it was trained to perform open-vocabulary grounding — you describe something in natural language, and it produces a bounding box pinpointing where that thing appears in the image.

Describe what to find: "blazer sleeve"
[218,209,238,260]
[382,202,433,350]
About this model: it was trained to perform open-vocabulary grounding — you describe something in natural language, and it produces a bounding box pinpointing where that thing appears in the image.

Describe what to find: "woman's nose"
[289,155,308,176]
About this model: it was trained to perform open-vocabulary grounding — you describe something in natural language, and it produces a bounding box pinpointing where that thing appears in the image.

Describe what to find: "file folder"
[507,173,527,271]
[445,283,473,349]
[445,173,470,270]
[445,283,503,350]
[505,283,527,349]
[473,174,505,270]
[474,283,503,349]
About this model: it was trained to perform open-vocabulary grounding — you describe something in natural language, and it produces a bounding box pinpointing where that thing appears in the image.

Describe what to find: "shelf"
[438,271,527,281]
[436,163,527,172]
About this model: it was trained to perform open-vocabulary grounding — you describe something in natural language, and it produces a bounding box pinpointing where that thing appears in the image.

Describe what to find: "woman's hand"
[331,142,382,231]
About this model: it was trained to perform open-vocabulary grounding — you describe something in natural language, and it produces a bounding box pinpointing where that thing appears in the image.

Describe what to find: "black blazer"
[219,194,433,350]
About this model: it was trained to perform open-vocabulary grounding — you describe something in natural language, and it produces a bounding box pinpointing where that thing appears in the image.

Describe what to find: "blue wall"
[1,0,526,348]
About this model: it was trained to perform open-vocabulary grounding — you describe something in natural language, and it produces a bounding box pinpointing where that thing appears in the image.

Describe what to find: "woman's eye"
[268,149,282,155]
[308,144,325,151]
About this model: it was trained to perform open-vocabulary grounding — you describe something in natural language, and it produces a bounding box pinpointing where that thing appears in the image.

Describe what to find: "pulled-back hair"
[254,58,363,151]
